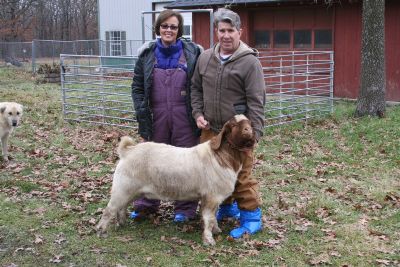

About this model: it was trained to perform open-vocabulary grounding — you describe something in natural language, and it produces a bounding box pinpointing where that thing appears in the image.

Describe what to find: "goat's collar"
[226,136,253,152]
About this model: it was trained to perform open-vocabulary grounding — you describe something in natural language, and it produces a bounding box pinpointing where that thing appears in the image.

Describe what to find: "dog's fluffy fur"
[96,115,256,245]
[0,102,23,162]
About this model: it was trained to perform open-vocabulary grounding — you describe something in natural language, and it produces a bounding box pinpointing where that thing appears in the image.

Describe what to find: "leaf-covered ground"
[0,67,399,266]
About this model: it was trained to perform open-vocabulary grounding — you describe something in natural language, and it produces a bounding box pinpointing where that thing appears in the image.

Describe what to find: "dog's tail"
[117,136,135,158]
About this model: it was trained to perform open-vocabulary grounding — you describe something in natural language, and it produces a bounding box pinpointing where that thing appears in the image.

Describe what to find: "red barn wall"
[334,1,400,101]
[190,1,400,101]
[386,1,400,101]
[192,12,211,48]
[333,3,362,100]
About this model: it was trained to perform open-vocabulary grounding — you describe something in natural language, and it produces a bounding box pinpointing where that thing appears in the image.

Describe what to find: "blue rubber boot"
[129,211,141,219]
[230,208,262,239]
[129,210,154,220]
[216,201,240,221]
[173,213,189,223]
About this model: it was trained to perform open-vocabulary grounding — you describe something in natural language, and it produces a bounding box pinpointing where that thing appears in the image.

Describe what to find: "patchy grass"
[0,67,399,266]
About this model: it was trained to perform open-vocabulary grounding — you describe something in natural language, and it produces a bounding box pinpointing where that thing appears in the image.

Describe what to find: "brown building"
[166,0,400,101]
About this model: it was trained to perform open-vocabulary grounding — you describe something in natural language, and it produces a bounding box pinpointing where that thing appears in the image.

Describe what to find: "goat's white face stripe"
[234,114,247,122]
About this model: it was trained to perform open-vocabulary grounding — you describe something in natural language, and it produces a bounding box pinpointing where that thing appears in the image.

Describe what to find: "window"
[315,29,332,48]
[105,31,126,56]
[294,30,311,48]
[252,29,332,50]
[255,30,270,48]
[274,30,290,48]
[183,25,191,36]
[111,31,122,56]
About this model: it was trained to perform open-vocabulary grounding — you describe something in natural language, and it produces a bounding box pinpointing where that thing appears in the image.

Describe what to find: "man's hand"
[196,116,210,130]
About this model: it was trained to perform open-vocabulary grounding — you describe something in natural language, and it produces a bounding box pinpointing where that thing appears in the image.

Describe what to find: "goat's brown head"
[210,115,256,152]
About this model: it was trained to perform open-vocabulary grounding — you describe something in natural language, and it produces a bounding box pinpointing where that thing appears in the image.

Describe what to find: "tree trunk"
[355,0,386,117]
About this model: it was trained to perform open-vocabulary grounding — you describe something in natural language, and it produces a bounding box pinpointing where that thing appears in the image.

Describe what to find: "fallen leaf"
[116,236,133,242]
[329,250,341,257]
[49,254,63,263]
[88,218,97,225]
[33,234,44,244]
[309,253,331,265]
[54,233,67,245]
[375,259,391,266]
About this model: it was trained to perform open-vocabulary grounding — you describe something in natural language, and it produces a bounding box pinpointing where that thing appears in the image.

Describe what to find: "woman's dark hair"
[154,10,184,38]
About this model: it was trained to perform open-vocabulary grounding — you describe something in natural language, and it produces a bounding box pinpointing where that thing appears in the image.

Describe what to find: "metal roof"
[165,0,312,9]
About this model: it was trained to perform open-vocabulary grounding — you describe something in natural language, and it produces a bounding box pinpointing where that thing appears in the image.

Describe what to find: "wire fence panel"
[33,40,100,66]
[60,52,333,130]
[0,39,147,72]
[0,41,33,71]
[260,51,334,127]
[60,54,137,129]
[99,40,151,57]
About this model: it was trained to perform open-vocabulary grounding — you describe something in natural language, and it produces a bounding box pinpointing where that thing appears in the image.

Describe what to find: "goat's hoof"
[95,223,108,238]
[212,225,222,234]
[202,237,216,246]
[203,239,216,246]
[96,230,108,238]
[116,218,127,226]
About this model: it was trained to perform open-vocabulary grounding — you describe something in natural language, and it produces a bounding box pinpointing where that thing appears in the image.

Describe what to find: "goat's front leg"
[201,196,220,246]
[97,197,133,236]
[96,178,137,236]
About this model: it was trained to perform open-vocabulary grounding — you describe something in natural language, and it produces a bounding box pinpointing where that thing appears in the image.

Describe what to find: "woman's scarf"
[154,38,186,70]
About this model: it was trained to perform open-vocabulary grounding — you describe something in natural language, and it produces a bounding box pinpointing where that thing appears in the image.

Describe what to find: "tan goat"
[96,114,256,245]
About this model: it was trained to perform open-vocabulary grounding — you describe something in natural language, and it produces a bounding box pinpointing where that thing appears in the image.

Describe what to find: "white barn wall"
[98,0,192,55]
[98,0,152,41]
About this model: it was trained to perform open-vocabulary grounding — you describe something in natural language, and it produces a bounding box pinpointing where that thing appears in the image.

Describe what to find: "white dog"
[0,102,23,162]
[96,115,256,245]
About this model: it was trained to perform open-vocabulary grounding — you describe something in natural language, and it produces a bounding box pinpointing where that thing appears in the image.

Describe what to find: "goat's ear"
[210,121,231,150]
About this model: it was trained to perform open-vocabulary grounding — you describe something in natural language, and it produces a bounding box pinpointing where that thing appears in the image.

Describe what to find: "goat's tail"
[117,136,135,158]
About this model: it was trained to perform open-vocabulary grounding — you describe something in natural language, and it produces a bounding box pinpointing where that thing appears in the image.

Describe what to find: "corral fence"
[60,51,333,129]
[260,51,334,127]
[60,54,137,128]
[0,39,148,72]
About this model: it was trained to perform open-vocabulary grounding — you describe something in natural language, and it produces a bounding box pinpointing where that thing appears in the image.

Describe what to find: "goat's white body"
[96,115,255,246]
[97,140,241,245]
[113,141,238,202]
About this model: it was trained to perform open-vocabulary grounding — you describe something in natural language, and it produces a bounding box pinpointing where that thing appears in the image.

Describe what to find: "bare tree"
[1,0,98,41]
[71,0,98,40]
[0,0,38,41]
[355,0,386,117]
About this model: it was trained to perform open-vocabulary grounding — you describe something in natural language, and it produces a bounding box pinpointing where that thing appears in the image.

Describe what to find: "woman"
[130,10,202,222]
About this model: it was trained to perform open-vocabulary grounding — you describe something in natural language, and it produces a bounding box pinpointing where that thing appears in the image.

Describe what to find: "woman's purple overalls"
[133,50,199,219]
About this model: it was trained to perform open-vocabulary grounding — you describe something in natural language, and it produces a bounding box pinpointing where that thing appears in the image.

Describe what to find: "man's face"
[216,21,242,55]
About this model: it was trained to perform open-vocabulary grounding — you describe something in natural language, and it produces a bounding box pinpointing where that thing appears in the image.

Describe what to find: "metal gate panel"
[60,54,137,128]
[60,52,333,130]
[260,51,334,127]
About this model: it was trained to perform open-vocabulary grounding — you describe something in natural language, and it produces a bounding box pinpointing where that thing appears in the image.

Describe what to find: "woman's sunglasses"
[160,24,179,31]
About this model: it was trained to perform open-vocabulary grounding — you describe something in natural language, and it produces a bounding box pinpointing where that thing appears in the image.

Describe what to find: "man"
[191,8,265,239]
